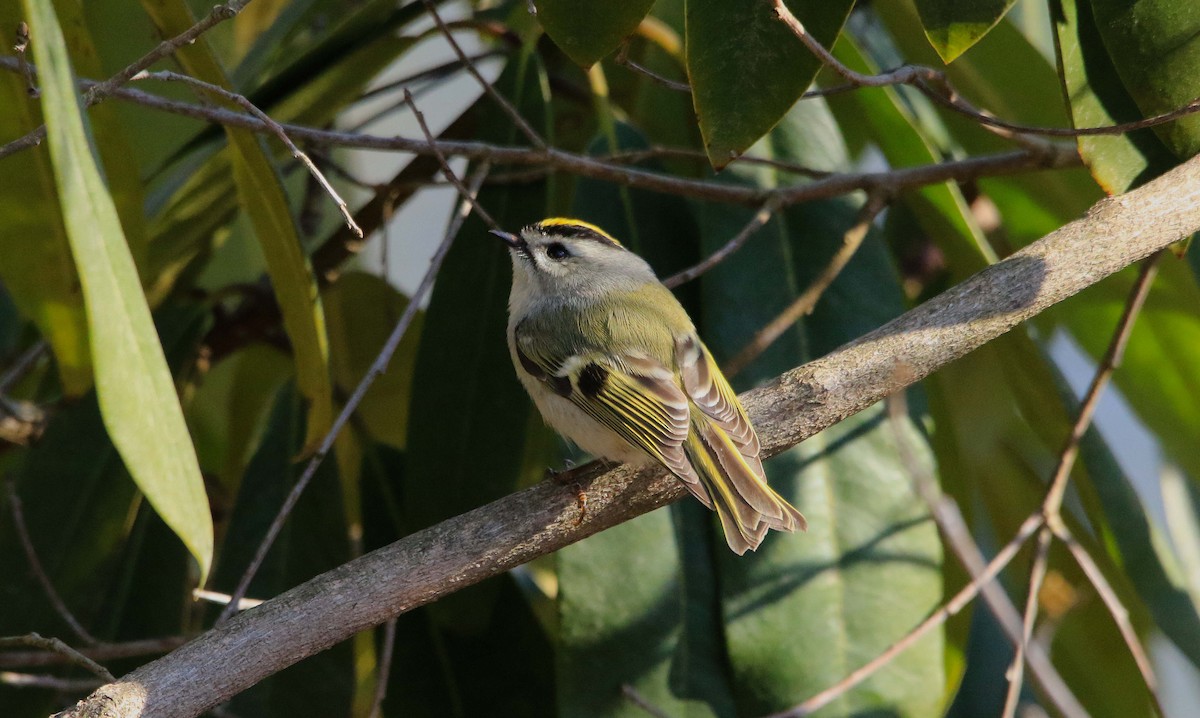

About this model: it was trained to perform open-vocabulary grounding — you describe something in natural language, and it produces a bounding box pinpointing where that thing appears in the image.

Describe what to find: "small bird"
[493,218,806,554]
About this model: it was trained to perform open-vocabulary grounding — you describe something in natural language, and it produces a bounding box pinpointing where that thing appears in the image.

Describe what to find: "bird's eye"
[546,242,570,260]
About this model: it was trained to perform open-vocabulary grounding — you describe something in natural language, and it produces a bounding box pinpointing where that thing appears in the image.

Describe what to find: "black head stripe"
[527,220,621,247]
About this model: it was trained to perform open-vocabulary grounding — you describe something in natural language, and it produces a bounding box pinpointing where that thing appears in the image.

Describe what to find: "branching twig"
[5,481,98,646]
[768,513,1045,718]
[216,162,493,626]
[132,70,362,238]
[0,0,251,160]
[0,57,1084,209]
[1002,252,1164,717]
[0,635,114,682]
[882,396,1087,717]
[724,192,889,377]
[771,0,1200,143]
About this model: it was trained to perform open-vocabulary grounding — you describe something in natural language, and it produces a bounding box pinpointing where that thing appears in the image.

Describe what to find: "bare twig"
[216,163,493,626]
[768,514,1045,718]
[0,58,1084,208]
[771,0,1200,142]
[0,341,47,395]
[615,41,690,93]
[0,637,185,669]
[5,481,98,646]
[1003,252,1164,717]
[1058,527,1160,708]
[883,396,1087,717]
[621,684,672,718]
[419,0,546,149]
[132,70,362,238]
[0,635,114,682]
[663,198,781,288]
[603,145,830,179]
[724,192,889,376]
[368,619,398,718]
[402,88,503,231]
[1,671,102,692]
[0,0,251,160]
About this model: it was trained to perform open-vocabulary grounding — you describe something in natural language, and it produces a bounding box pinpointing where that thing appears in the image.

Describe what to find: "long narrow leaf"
[23,0,212,581]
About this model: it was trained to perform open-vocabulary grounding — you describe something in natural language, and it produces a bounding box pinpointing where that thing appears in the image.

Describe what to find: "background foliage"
[1,0,1198,716]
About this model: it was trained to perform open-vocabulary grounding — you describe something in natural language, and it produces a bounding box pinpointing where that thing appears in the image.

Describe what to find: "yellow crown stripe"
[536,217,622,246]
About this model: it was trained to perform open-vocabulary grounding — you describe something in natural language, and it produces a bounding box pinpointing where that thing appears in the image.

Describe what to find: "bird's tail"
[682,407,807,555]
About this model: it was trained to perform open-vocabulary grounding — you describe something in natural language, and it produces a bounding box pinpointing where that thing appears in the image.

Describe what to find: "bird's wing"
[513,329,704,498]
[676,334,807,539]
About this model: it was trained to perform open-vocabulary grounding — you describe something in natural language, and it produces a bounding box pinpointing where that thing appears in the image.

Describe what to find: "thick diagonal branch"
[63,154,1200,718]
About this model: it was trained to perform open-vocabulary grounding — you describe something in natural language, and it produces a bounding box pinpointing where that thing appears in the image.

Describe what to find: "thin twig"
[0,0,251,160]
[662,198,781,288]
[1003,252,1164,718]
[216,163,493,627]
[368,619,398,718]
[0,637,185,669]
[724,192,889,377]
[419,0,546,149]
[0,58,1084,209]
[620,684,672,718]
[883,396,1088,718]
[602,145,830,179]
[0,635,114,682]
[5,481,98,646]
[768,514,1045,718]
[771,0,1200,142]
[0,342,47,395]
[402,88,503,231]
[0,671,102,692]
[132,70,362,238]
[1058,526,1161,711]
[615,41,690,93]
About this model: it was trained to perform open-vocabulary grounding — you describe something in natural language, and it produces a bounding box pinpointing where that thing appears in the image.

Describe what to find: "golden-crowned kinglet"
[493,218,806,554]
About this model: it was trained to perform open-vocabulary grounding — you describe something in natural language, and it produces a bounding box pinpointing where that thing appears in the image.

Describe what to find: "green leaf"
[686,0,854,167]
[212,384,354,716]
[1090,0,1200,159]
[323,272,423,450]
[1053,0,1180,193]
[24,0,213,582]
[140,0,334,450]
[534,0,655,67]
[914,0,1017,62]
[0,2,87,394]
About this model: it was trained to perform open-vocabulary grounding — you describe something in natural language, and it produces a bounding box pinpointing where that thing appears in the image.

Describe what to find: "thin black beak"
[490,228,523,250]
